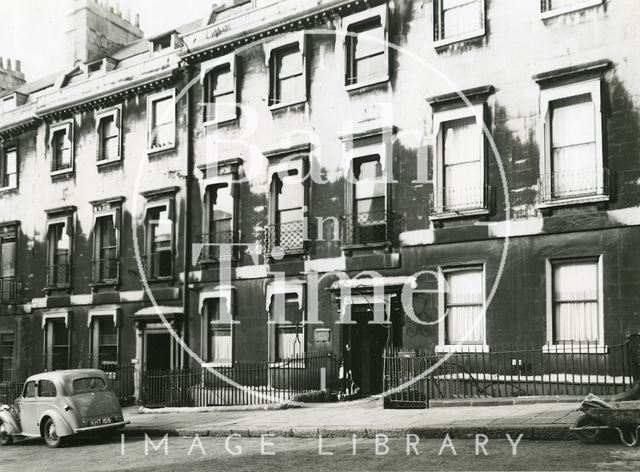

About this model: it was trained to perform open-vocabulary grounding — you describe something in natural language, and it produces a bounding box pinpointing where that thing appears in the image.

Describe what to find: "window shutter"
[433,0,443,41]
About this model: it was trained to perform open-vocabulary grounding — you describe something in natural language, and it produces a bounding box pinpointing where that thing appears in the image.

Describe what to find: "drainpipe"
[181,64,193,369]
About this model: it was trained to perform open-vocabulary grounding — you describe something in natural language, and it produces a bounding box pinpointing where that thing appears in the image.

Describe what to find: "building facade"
[1,0,640,397]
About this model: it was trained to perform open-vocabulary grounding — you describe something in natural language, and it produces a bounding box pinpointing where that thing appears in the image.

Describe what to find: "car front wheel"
[43,417,64,448]
[0,421,14,446]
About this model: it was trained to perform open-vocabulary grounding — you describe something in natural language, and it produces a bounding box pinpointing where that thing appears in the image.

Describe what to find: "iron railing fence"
[141,350,341,408]
[262,220,308,255]
[0,380,23,406]
[0,277,21,303]
[45,263,71,289]
[342,211,401,246]
[383,339,637,408]
[538,167,611,203]
[142,251,173,279]
[0,356,136,405]
[91,257,120,283]
[197,230,237,262]
[431,184,494,214]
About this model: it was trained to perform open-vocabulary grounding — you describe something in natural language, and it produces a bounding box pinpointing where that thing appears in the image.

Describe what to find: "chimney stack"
[0,56,26,93]
[65,0,144,68]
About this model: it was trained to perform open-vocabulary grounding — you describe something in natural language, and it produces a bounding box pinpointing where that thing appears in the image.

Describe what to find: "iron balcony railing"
[45,263,71,289]
[342,211,401,246]
[42,351,70,372]
[538,168,611,204]
[50,154,72,173]
[0,277,21,304]
[432,184,494,215]
[262,221,306,255]
[91,258,120,284]
[197,230,237,262]
[142,251,174,279]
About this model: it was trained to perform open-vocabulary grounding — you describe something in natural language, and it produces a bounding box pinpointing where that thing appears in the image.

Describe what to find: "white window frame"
[147,89,176,154]
[544,257,605,352]
[433,0,486,48]
[200,287,236,367]
[436,265,488,353]
[264,32,307,110]
[341,4,389,92]
[95,105,122,165]
[0,144,18,191]
[540,0,603,20]
[538,78,606,208]
[48,120,74,176]
[266,281,306,367]
[201,53,238,126]
[431,103,487,219]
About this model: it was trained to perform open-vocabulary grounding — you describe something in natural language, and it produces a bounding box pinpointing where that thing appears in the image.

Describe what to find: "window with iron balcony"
[535,67,610,210]
[144,203,174,280]
[433,0,485,47]
[90,200,123,287]
[429,92,493,221]
[0,225,20,304]
[45,211,74,291]
[264,167,307,257]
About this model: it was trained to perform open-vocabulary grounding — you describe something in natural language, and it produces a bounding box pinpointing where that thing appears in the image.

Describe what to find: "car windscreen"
[71,377,106,394]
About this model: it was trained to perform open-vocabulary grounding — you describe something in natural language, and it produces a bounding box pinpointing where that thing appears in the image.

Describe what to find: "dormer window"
[149,32,182,55]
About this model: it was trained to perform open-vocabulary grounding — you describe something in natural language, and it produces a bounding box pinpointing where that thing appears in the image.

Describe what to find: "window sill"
[269,361,305,369]
[203,115,238,128]
[536,194,609,210]
[268,98,307,112]
[96,157,122,168]
[90,280,119,289]
[0,185,17,194]
[147,144,175,155]
[436,344,489,353]
[341,241,391,251]
[345,75,389,93]
[433,29,485,49]
[50,168,74,178]
[143,275,174,283]
[202,362,233,368]
[430,208,490,221]
[540,0,603,19]
[542,344,607,354]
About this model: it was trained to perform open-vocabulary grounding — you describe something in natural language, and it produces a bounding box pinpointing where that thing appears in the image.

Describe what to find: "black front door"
[146,332,171,371]
[347,305,389,395]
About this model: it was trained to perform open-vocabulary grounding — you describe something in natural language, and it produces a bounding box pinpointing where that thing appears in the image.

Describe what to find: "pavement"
[122,398,583,440]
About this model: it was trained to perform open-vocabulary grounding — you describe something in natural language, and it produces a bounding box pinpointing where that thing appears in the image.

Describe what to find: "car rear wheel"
[43,417,64,448]
[0,422,14,446]
[573,414,606,444]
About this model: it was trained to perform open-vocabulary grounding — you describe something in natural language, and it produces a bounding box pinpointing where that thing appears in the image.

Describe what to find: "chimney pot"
[15,60,21,72]
[6,59,11,71]
[0,57,4,70]
[135,13,140,27]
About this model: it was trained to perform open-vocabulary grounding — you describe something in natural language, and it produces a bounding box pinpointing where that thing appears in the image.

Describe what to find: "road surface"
[2,435,640,471]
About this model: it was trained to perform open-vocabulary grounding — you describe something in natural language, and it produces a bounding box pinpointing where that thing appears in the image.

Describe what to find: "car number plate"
[88,417,114,427]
